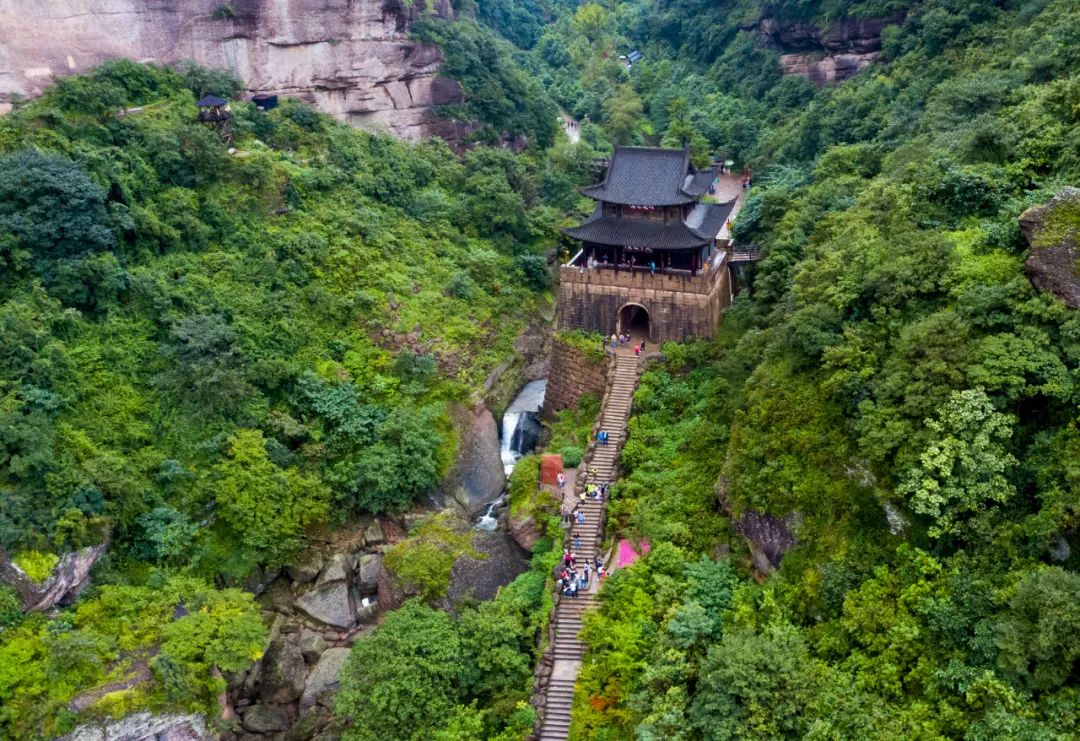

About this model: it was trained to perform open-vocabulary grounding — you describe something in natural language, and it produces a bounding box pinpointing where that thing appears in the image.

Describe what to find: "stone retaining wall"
[542,336,609,419]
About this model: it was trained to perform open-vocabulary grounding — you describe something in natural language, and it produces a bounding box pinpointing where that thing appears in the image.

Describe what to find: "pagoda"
[556,146,737,344]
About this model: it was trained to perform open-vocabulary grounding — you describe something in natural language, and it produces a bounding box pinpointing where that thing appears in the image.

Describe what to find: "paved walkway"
[708,173,746,241]
[538,353,640,741]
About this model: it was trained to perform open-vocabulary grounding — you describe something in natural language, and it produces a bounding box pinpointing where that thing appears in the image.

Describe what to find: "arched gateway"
[618,303,650,340]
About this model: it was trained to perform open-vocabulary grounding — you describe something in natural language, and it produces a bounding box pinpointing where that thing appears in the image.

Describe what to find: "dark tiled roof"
[682,169,715,198]
[561,199,737,249]
[685,200,736,239]
[197,95,228,107]
[561,206,710,250]
[581,146,703,206]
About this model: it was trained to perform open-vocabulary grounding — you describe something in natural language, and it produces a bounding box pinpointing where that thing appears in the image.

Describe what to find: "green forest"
[2,0,1080,738]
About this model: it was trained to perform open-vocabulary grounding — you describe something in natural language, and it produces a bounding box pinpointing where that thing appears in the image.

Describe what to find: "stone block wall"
[555,260,732,344]
[542,336,608,419]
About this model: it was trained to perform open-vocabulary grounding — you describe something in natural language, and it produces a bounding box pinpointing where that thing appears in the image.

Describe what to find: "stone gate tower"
[557,146,736,344]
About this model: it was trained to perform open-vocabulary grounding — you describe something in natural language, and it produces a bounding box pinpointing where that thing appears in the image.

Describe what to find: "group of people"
[560,505,588,526]
[608,334,647,355]
[582,481,607,501]
[596,429,609,445]
[558,550,606,597]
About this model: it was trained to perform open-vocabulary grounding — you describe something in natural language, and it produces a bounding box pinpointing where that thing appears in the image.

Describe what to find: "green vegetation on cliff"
[0,58,569,735]
[537,0,1080,738]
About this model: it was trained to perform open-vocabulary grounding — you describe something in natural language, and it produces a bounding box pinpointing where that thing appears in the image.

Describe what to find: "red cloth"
[540,454,564,485]
[616,539,652,569]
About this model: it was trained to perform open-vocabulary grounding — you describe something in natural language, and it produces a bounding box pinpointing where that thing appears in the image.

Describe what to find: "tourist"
[557,472,566,489]
[649,260,656,275]
[641,340,646,353]
[579,569,588,590]
[634,343,641,357]
[563,549,572,568]
[598,565,606,580]
[573,535,582,550]
[610,333,618,349]
[569,551,577,567]
[595,555,603,569]
[600,482,608,499]
[560,505,570,524]
[576,510,586,525]
[569,578,578,597]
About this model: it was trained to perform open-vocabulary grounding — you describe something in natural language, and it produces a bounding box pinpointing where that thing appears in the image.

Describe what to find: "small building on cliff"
[557,146,737,344]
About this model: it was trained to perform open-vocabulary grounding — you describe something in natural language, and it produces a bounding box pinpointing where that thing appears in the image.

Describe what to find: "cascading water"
[475,495,506,531]
[499,379,547,475]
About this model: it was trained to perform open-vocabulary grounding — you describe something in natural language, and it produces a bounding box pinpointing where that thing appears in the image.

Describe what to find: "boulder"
[298,631,327,664]
[354,554,382,594]
[243,565,281,596]
[296,582,356,629]
[1021,188,1080,309]
[508,511,541,553]
[317,554,351,586]
[259,639,307,704]
[284,706,332,741]
[242,704,290,733]
[261,577,297,615]
[540,454,564,485]
[453,404,507,514]
[287,551,325,584]
[300,647,351,708]
[355,594,380,624]
[364,520,385,546]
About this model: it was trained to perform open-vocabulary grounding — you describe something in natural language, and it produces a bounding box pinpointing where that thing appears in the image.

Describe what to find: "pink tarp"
[616,538,651,569]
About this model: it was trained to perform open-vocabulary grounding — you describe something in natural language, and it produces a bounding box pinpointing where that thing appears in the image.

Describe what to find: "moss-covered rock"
[1021,188,1080,309]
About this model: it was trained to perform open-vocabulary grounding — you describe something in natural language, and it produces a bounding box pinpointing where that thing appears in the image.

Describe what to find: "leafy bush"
[12,551,58,583]
[557,445,583,467]
[383,512,482,602]
[0,586,22,628]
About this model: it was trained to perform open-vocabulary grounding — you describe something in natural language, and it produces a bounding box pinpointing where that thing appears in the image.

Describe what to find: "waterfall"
[475,495,505,531]
[499,379,547,475]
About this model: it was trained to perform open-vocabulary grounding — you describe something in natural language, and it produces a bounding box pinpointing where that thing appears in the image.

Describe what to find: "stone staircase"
[538,353,640,741]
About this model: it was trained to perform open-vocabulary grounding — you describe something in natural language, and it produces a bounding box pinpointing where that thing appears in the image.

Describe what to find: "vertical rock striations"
[0,0,465,140]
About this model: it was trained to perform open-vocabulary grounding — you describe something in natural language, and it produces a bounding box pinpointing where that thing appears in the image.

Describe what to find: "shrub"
[0,585,22,628]
[558,445,583,467]
[383,512,482,602]
[12,550,58,583]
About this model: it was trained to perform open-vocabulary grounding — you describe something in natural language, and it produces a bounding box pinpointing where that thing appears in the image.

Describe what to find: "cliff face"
[0,0,465,141]
[748,12,905,85]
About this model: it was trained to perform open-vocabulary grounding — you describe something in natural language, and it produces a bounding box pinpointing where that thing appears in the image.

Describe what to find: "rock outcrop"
[58,713,208,741]
[0,0,465,141]
[748,12,905,84]
[0,543,107,612]
[1021,188,1080,309]
[449,403,507,514]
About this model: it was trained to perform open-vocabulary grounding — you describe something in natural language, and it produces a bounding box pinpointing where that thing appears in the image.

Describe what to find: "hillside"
[0,61,569,738]
[1,0,1080,739]
[462,0,1080,737]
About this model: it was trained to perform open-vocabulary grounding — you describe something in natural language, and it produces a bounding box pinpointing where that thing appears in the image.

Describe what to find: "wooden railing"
[560,251,728,295]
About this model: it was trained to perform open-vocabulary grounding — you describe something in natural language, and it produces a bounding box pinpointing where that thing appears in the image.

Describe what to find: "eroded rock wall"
[748,11,905,84]
[0,0,464,140]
